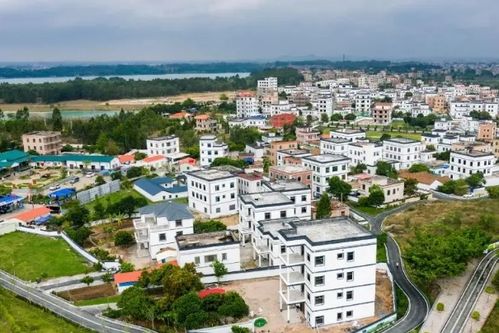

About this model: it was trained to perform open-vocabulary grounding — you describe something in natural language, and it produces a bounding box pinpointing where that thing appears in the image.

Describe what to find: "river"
[0,72,250,84]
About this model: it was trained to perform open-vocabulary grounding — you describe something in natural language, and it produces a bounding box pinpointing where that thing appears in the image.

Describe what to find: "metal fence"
[76,180,120,204]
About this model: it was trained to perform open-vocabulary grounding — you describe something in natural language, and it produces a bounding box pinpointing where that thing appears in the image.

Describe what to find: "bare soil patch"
[57,283,116,301]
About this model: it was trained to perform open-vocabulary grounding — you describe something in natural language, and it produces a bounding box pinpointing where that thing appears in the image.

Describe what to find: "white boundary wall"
[201,266,280,284]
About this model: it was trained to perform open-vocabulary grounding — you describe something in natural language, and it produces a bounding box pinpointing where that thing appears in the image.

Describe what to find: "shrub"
[232,326,251,333]
[81,275,94,286]
[114,231,135,247]
[486,185,499,198]
[120,262,135,272]
[436,303,444,311]
[194,220,227,234]
[471,310,480,321]
[103,308,122,319]
[217,292,249,319]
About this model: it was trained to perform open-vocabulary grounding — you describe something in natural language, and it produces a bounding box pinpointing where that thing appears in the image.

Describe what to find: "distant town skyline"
[0,0,498,62]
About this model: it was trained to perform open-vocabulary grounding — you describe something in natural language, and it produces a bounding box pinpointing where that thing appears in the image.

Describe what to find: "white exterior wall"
[239,202,296,238]
[236,95,259,118]
[237,177,263,194]
[347,143,383,166]
[302,156,350,197]
[178,243,241,275]
[320,139,350,155]
[187,174,238,218]
[147,137,180,156]
[448,151,496,180]
[382,140,422,170]
[199,136,228,167]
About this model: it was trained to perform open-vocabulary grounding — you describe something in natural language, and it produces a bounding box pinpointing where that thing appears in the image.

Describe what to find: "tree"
[316,192,331,218]
[404,178,418,196]
[107,195,147,217]
[263,157,271,174]
[426,144,436,152]
[126,166,144,178]
[0,185,12,196]
[194,220,227,233]
[51,107,63,131]
[367,185,385,207]
[408,163,430,173]
[328,176,352,201]
[349,164,367,175]
[114,231,135,247]
[81,275,94,286]
[465,172,485,189]
[102,272,114,283]
[211,157,246,168]
[61,144,74,152]
[320,113,329,123]
[379,133,392,141]
[120,262,135,272]
[330,113,343,121]
[217,292,249,319]
[64,201,90,228]
[134,151,147,160]
[344,113,356,121]
[438,179,469,196]
[92,200,106,220]
[433,151,450,161]
[486,185,499,198]
[16,107,29,120]
[64,226,91,245]
[118,286,152,321]
[376,161,398,179]
[306,115,313,126]
[212,260,228,283]
[172,292,202,326]
[219,93,229,101]
[232,326,251,333]
[95,175,106,185]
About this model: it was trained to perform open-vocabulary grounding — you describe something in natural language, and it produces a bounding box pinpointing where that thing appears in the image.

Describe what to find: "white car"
[48,185,60,191]
[85,172,95,178]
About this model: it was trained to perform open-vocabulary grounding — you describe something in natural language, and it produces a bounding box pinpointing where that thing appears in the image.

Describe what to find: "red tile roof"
[118,154,135,164]
[194,114,210,120]
[142,155,166,163]
[113,271,142,285]
[14,207,51,223]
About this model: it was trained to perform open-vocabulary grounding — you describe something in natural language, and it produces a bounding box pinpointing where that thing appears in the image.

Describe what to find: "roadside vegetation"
[0,232,93,281]
[0,288,93,333]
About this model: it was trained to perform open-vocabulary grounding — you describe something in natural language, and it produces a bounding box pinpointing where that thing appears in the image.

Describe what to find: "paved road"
[0,270,153,333]
[351,202,430,333]
[440,250,498,333]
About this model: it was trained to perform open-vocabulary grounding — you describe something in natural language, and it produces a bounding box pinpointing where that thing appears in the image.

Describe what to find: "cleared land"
[0,91,235,113]
[383,198,499,250]
[58,283,117,302]
[0,287,93,333]
[0,232,93,281]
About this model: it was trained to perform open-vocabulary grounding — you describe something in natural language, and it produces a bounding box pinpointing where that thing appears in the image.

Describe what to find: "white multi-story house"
[448,150,496,180]
[133,202,194,262]
[199,135,229,167]
[450,101,499,119]
[302,154,350,197]
[277,218,377,327]
[276,149,312,166]
[237,172,264,194]
[262,180,312,220]
[329,129,366,142]
[186,169,238,218]
[176,231,241,275]
[320,138,350,155]
[355,91,372,114]
[315,93,334,118]
[228,116,267,129]
[382,138,423,170]
[347,142,383,167]
[238,191,296,244]
[236,91,259,118]
[257,77,278,93]
[146,136,180,157]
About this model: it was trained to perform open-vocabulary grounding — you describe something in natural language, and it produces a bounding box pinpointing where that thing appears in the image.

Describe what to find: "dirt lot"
[224,270,393,333]
[57,283,116,301]
[0,91,235,113]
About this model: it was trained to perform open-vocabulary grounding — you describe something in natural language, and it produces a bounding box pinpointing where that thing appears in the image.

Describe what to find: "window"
[337,252,344,260]
[316,316,324,326]
[306,273,310,281]
[337,292,343,299]
[265,212,271,219]
[175,220,182,227]
[302,195,307,202]
[280,245,286,254]
[215,196,220,202]
[337,312,343,321]
[314,295,324,305]
[204,255,217,263]
[347,251,354,261]
[337,272,344,279]
[306,253,310,261]
[314,276,325,286]
[222,253,227,261]
[346,310,353,318]
[215,185,220,191]
[346,271,354,281]
[159,233,166,241]
[315,256,325,266]
[216,208,221,213]
[301,207,307,213]
[194,256,200,264]
[230,182,235,188]
[176,231,183,236]
[229,204,236,210]
[346,290,353,300]
[230,193,235,199]
[280,211,287,218]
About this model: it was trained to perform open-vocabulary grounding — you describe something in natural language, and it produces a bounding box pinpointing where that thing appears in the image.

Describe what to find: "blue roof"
[32,154,115,163]
[139,201,193,220]
[0,150,30,169]
[0,194,23,207]
[165,186,188,194]
[49,188,76,199]
[248,115,267,120]
[150,177,174,185]
[134,178,166,196]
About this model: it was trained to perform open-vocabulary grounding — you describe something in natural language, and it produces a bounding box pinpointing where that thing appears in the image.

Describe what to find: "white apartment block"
[262,180,312,220]
[347,142,383,167]
[315,94,334,118]
[355,92,372,114]
[257,77,278,91]
[176,231,241,275]
[382,138,423,170]
[133,202,194,262]
[450,101,499,119]
[448,150,496,180]
[228,116,267,129]
[146,136,180,157]
[330,129,366,142]
[199,135,228,167]
[236,91,259,118]
[277,218,377,327]
[237,172,264,194]
[186,169,238,218]
[302,154,350,197]
[276,149,312,166]
[320,138,350,155]
[238,191,296,244]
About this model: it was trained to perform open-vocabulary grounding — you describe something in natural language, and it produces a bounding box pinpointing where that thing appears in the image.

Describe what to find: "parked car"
[69,177,80,184]
[85,172,95,178]
[48,185,60,191]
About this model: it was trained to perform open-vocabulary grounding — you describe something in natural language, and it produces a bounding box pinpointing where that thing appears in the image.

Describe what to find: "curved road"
[352,202,430,333]
[0,270,153,333]
[440,250,498,333]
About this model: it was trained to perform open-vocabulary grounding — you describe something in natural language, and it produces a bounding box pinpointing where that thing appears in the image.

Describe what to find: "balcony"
[134,231,148,242]
[280,271,305,285]
[280,289,305,304]
[280,252,305,266]
[253,243,270,254]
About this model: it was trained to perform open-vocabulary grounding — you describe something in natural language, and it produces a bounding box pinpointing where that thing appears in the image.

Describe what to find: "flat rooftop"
[321,137,351,144]
[23,131,60,136]
[187,168,235,181]
[330,129,365,135]
[277,149,310,156]
[263,180,309,192]
[176,231,238,250]
[148,135,177,141]
[270,164,310,173]
[280,217,373,243]
[451,149,494,157]
[303,154,350,163]
[384,137,419,144]
[240,191,292,207]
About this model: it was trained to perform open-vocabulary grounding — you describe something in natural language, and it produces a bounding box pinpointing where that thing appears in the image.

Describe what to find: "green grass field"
[366,130,422,141]
[0,232,93,281]
[0,288,93,333]
[84,189,150,216]
[481,301,499,333]
[75,295,121,306]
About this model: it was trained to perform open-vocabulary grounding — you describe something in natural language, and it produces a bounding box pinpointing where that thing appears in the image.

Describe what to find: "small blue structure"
[49,188,76,201]
[34,214,52,225]
[0,194,24,214]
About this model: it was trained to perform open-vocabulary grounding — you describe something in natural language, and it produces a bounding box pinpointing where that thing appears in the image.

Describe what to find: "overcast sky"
[0,0,498,62]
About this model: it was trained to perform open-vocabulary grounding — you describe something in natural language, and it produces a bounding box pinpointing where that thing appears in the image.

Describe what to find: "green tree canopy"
[328,176,352,201]
[316,192,331,218]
